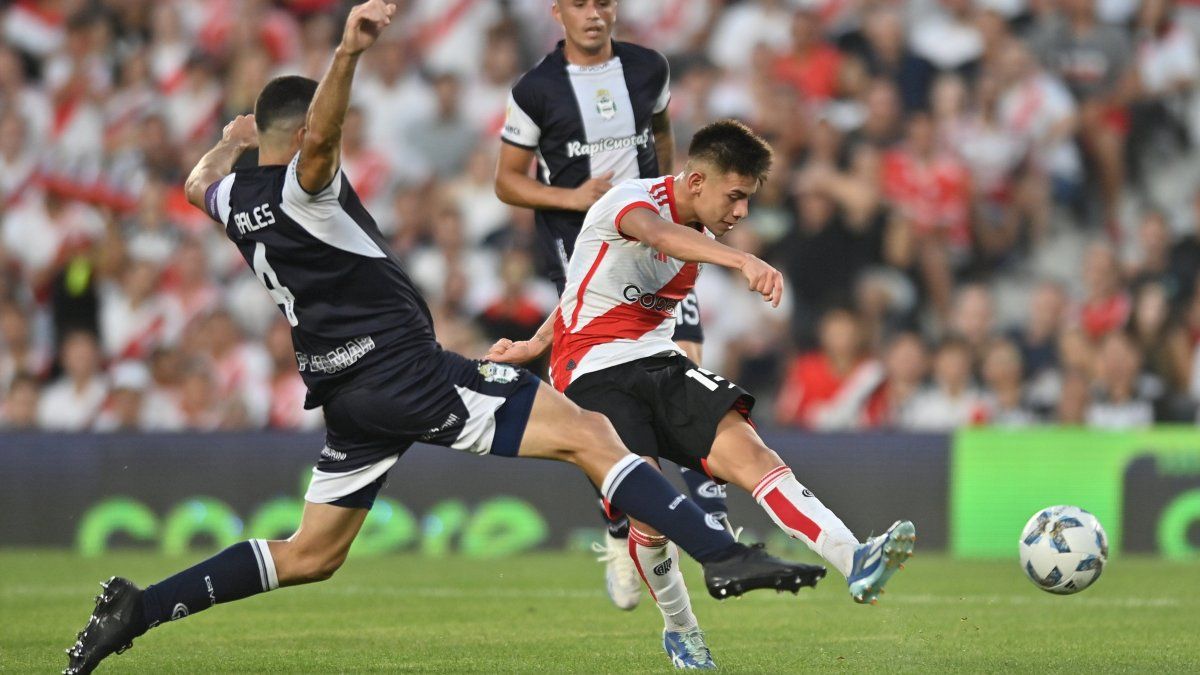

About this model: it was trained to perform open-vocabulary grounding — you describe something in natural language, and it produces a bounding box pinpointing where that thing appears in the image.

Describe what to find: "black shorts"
[306,350,540,509]
[564,354,753,474]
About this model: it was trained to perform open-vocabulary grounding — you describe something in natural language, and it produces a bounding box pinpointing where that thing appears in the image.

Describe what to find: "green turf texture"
[2,549,1198,672]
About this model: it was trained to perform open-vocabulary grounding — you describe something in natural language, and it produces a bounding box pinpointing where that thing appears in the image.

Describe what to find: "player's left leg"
[65,496,372,674]
[673,296,734,536]
[704,410,916,604]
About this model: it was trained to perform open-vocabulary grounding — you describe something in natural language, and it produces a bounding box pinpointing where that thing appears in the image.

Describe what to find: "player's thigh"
[517,381,626,465]
[704,410,785,493]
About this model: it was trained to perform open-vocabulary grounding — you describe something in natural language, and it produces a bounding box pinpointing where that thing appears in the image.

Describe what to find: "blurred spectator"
[407,72,477,179]
[93,361,151,432]
[771,9,844,106]
[0,109,37,207]
[265,319,322,430]
[1087,331,1156,428]
[1029,0,1133,228]
[37,330,107,430]
[339,105,393,215]
[1128,281,1191,400]
[0,301,50,390]
[950,283,996,367]
[1128,0,1197,188]
[902,336,987,430]
[1079,241,1131,340]
[707,0,794,72]
[980,338,1039,425]
[881,112,972,318]
[909,0,983,74]
[1,374,40,430]
[996,40,1082,205]
[1013,279,1069,411]
[845,6,934,112]
[99,259,182,361]
[864,331,929,427]
[776,309,884,429]
[202,310,271,428]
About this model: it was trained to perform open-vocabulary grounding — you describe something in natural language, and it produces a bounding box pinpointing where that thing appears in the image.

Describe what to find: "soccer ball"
[1018,505,1108,595]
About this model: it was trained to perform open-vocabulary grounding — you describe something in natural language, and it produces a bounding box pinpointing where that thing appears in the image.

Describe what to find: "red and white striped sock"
[752,466,858,577]
[629,528,697,632]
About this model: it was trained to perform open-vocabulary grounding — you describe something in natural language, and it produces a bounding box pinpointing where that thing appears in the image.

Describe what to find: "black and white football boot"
[64,577,146,675]
[703,543,827,599]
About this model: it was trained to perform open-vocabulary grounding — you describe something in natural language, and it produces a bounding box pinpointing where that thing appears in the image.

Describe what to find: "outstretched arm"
[620,208,784,307]
[296,0,396,193]
[487,307,559,364]
[184,114,258,222]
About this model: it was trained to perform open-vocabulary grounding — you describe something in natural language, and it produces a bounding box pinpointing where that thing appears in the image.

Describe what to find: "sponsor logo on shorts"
[622,284,680,314]
[171,603,189,620]
[320,446,348,462]
[420,413,461,441]
[802,489,814,498]
[478,362,520,384]
[653,558,673,576]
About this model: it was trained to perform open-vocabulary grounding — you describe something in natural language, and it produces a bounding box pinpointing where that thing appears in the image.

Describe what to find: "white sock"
[752,467,859,578]
[629,528,697,632]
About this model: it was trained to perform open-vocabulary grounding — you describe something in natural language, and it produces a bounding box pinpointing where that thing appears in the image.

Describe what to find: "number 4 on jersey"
[253,242,299,326]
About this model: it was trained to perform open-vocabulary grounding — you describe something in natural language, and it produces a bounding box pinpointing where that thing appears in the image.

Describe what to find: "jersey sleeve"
[501,85,541,149]
[282,152,344,218]
[203,173,236,224]
[652,51,671,115]
[592,182,659,244]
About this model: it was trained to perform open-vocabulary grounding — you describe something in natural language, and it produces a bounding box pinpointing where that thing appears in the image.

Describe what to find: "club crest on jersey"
[595,88,617,120]
[479,362,520,384]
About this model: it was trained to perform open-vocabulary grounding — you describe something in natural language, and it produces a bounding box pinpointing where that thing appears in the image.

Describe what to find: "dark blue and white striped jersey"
[204,154,438,408]
[502,40,670,284]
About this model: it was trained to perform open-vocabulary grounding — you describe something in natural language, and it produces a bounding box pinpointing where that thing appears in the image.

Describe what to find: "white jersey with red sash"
[551,175,704,391]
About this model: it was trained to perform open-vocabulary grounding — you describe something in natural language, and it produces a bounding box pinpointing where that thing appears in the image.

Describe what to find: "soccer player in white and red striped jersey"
[490,120,916,668]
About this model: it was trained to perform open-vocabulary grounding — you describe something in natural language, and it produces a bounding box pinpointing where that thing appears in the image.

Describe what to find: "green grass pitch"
[2,550,1198,672]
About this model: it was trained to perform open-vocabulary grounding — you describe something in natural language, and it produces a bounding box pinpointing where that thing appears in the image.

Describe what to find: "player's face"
[553,0,616,53]
[688,170,759,237]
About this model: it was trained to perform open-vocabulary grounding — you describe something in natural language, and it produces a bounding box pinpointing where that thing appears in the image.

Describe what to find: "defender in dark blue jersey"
[493,0,730,638]
[63,3,822,673]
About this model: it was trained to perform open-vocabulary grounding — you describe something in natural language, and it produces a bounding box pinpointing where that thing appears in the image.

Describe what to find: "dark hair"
[254,75,318,132]
[687,119,773,183]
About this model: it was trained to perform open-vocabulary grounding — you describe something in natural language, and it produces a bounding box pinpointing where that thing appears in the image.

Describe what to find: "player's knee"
[571,410,626,461]
[278,543,348,583]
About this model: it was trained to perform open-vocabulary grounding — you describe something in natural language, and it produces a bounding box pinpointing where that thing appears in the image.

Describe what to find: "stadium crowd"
[2,0,1200,432]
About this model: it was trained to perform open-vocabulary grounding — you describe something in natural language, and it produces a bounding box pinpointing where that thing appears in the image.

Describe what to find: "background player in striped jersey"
[494,0,731,614]
[490,121,915,669]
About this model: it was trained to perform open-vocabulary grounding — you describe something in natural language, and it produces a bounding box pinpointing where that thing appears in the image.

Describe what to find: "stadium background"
[0,0,1199,560]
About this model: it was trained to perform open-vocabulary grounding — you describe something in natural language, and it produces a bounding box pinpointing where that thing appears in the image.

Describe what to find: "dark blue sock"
[140,540,278,632]
[680,467,730,526]
[593,489,630,538]
[601,456,736,563]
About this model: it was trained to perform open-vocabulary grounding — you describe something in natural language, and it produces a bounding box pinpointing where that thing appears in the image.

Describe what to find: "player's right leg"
[704,410,915,604]
[517,381,822,599]
[65,497,372,674]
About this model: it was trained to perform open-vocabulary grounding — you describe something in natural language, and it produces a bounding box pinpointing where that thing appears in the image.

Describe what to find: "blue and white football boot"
[663,628,717,670]
[847,520,915,604]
